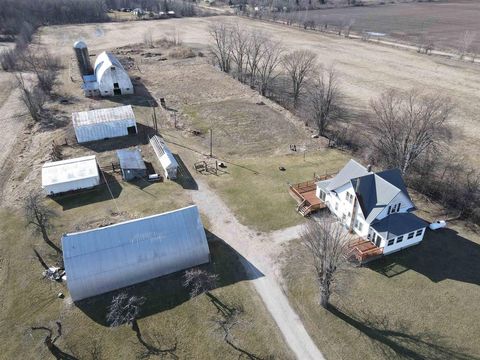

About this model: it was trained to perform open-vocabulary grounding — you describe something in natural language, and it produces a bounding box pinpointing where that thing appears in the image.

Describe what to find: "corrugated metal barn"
[116,148,147,181]
[72,105,137,143]
[42,155,100,195]
[150,135,179,179]
[62,205,210,301]
[94,51,134,96]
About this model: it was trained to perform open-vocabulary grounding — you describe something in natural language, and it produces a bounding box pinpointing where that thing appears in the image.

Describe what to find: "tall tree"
[257,39,284,96]
[24,192,61,255]
[209,23,232,73]
[370,88,453,176]
[301,217,353,309]
[308,65,341,136]
[283,49,317,108]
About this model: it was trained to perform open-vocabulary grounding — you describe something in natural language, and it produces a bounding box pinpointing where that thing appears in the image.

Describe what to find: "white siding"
[43,177,99,195]
[74,118,136,143]
[383,228,426,255]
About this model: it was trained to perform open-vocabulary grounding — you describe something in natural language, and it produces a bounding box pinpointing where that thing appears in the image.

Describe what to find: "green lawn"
[281,225,480,360]
[206,149,351,232]
[0,178,293,359]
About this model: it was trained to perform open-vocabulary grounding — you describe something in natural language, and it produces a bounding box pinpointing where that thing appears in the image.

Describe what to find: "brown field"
[294,1,480,51]
[37,16,480,170]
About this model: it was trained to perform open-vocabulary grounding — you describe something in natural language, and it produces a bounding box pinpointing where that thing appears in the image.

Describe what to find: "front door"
[375,234,382,247]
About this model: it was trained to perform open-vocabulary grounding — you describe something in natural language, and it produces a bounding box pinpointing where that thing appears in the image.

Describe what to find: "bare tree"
[459,30,476,60]
[229,24,249,82]
[283,49,317,108]
[301,217,353,309]
[183,268,218,298]
[308,65,341,136]
[209,23,232,73]
[24,192,61,255]
[16,73,46,122]
[106,292,177,358]
[369,88,453,176]
[344,18,355,38]
[257,39,284,96]
[246,31,268,88]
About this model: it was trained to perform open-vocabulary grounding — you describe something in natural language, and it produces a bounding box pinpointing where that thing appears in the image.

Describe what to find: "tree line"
[209,23,480,224]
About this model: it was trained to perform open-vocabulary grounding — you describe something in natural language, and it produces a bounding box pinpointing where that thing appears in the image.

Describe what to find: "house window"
[335,202,339,211]
[388,239,394,246]
[355,220,363,231]
[408,232,415,239]
[342,214,346,222]
[397,203,401,212]
[415,229,423,236]
[396,235,403,243]
[387,205,392,214]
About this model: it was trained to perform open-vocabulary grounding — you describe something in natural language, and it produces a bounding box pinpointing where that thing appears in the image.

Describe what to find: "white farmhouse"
[315,160,427,261]
[72,105,137,143]
[41,155,100,195]
[94,51,134,96]
[62,205,210,301]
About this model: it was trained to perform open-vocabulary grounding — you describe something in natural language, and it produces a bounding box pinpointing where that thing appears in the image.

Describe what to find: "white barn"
[62,205,210,301]
[94,51,134,96]
[42,155,100,195]
[72,105,137,143]
[150,135,179,179]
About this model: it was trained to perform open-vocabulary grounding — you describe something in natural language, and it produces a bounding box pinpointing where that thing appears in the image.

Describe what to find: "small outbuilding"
[62,205,210,301]
[150,135,179,179]
[116,148,147,181]
[42,155,100,195]
[94,51,134,96]
[72,105,137,143]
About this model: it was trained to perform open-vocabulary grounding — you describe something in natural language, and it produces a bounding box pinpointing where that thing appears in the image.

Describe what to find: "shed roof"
[116,148,146,170]
[150,135,178,170]
[72,105,135,127]
[42,155,98,186]
[62,205,210,301]
[371,213,427,240]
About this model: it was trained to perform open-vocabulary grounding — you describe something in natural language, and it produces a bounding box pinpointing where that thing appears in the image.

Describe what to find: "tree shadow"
[369,228,480,286]
[50,172,122,210]
[329,305,478,360]
[172,154,198,190]
[75,230,264,326]
[80,122,155,153]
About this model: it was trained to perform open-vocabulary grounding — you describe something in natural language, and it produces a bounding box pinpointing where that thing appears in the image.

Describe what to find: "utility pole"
[209,128,213,157]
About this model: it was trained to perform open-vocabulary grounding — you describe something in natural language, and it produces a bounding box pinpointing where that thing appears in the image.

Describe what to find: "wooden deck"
[288,174,335,216]
[349,239,384,264]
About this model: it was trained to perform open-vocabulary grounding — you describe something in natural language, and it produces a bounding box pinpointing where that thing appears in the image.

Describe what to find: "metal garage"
[72,105,137,143]
[62,205,210,301]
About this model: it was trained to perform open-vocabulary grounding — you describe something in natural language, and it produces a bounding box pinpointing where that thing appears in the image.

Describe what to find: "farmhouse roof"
[371,213,427,240]
[72,105,135,127]
[62,205,210,301]
[326,159,370,191]
[42,155,98,186]
[116,148,146,170]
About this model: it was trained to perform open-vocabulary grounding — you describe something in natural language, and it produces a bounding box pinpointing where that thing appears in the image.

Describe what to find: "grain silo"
[73,41,93,76]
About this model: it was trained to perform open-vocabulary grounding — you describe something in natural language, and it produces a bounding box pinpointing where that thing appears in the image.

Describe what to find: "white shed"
[62,205,210,301]
[42,155,100,195]
[94,51,134,96]
[72,105,137,143]
[150,135,179,179]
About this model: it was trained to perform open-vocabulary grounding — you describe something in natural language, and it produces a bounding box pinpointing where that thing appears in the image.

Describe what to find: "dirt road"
[39,16,480,168]
[191,179,324,360]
